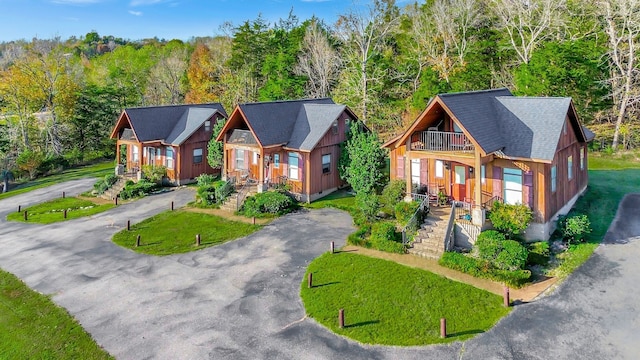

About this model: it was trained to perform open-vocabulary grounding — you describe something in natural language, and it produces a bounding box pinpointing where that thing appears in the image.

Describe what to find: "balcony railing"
[411,131,474,153]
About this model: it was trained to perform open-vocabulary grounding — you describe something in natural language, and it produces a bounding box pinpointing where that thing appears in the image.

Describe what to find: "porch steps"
[408,206,451,260]
[219,186,257,212]
[100,177,129,200]
[457,220,481,243]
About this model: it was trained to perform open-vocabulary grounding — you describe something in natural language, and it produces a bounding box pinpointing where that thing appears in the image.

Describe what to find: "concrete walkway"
[1,181,640,359]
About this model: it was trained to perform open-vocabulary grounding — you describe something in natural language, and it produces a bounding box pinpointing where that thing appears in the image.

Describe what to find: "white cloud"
[128,10,143,16]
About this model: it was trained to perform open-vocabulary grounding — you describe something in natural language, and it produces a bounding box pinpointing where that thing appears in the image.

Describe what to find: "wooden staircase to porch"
[408,206,452,260]
[100,174,136,200]
[219,184,258,212]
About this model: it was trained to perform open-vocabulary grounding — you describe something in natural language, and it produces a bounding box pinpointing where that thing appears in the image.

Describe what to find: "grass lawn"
[6,197,115,224]
[112,210,261,255]
[0,161,112,201]
[304,190,357,216]
[301,252,510,345]
[0,269,112,359]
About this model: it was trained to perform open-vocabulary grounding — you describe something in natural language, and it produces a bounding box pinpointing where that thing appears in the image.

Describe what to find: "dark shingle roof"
[237,98,340,149]
[439,88,512,154]
[125,103,227,145]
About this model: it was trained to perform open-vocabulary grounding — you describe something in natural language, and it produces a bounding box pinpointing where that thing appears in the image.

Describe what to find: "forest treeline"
[1,0,639,178]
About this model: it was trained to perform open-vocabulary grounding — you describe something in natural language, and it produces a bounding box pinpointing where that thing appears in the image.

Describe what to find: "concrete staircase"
[408,206,452,260]
[100,177,130,200]
[219,185,257,212]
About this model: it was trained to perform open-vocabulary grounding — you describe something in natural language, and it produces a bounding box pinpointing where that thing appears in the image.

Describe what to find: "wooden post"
[338,309,344,329]
[503,286,510,307]
[196,234,201,246]
[171,201,174,211]
[127,220,130,231]
[330,241,335,254]
[136,235,141,247]
[252,216,256,225]
[62,191,65,198]
[23,211,27,221]
[63,209,67,219]
[114,196,118,205]
[307,273,313,288]
[440,318,447,338]
[17,205,21,212]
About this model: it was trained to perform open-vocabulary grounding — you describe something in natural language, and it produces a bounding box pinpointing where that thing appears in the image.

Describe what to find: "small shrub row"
[141,165,167,183]
[346,222,405,254]
[196,180,231,206]
[119,179,159,200]
[439,251,531,288]
[240,191,295,217]
[476,230,528,271]
[93,174,119,195]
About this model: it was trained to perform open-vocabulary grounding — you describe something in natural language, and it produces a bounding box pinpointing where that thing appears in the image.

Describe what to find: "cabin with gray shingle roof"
[216,98,359,202]
[384,88,594,243]
[110,103,227,185]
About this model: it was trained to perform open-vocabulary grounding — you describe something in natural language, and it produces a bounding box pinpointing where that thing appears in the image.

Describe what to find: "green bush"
[120,179,159,200]
[196,185,217,205]
[558,214,592,244]
[356,192,380,222]
[347,226,371,247]
[439,252,531,288]
[240,191,295,217]
[527,241,550,266]
[489,202,533,239]
[105,174,119,186]
[381,180,406,212]
[38,154,69,174]
[494,240,529,271]
[394,201,420,224]
[196,174,217,187]
[370,222,399,243]
[93,174,120,195]
[476,230,506,262]
[213,180,233,203]
[141,165,167,183]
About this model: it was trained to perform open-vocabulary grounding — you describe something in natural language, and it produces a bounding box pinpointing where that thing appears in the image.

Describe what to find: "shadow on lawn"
[345,320,380,328]
[312,281,340,288]
[448,329,484,337]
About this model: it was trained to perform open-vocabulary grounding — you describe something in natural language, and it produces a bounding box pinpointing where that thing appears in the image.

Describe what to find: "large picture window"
[288,152,299,180]
[165,147,174,169]
[580,147,585,170]
[568,155,573,180]
[193,148,203,164]
[322,154,331,174]
[551,165,557,193]
[503,168,523,205]
[132,146,139,162]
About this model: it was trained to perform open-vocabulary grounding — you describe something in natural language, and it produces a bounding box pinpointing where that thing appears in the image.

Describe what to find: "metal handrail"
[443,203,456,251]
[401,196,430,246]
[482,195,503,210]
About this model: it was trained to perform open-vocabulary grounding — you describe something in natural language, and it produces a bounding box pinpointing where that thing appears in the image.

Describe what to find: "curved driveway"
[1,181,639,359]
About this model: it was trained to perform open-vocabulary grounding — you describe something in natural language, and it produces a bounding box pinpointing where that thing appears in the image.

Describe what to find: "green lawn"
[0,269,112,359]
[301,253,510,345]
[0,161,113,201]
[112,210,261,255]
[304,190,357,216]
[6,197,115,224]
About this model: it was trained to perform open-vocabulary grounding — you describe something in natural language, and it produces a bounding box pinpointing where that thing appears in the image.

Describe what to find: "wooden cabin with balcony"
[384,88,595,240]
[216,98,359,202]
[110,103,228,185]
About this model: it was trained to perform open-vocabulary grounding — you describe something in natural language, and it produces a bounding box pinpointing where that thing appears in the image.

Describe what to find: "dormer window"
[205,120,211,132]
[332,120,338,135]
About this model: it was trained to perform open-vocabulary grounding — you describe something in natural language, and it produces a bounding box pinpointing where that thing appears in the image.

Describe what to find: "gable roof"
[236,98,336,147]
[116,103,227,145]
[390,88,592,162]
[288,103,347,151]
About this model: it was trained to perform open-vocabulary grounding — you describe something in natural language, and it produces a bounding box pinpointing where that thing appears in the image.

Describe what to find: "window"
[147,147,156,165]
[551,165,557,193]
[288,152,299,180]
[236,149,245,170]
[274,153,280,168]
[345,118,351,134]
[435,160,444,178]
[156,148,162,161]
[332,120,339,135]
[166,147,174,169]
[563,121,567,134]
[580,147,585,170]
[453,123,463,133]
[322,154,331,174]
[481,165,486,184]
[503,168,523,205]
[132,146,139,162]
[193,148,203,164]
[252,151,258,165]
[567,155,573,180]
[205,120,211,132]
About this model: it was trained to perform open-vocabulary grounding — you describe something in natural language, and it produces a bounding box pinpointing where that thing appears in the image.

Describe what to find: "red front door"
[452,165,466,201]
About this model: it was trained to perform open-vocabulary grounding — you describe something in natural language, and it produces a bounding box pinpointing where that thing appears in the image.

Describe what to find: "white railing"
[411,131,474,153]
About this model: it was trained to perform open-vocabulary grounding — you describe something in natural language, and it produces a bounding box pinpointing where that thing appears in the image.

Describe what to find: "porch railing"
[482,195,503,211]
[401,195,431,246]
[411,130,474,153]
[443,203,456,251]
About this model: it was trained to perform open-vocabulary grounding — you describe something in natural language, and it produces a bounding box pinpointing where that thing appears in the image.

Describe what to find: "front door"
[452,165,466,201]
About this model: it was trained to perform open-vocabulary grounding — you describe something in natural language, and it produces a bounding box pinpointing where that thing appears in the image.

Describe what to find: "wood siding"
[306,112,350,195]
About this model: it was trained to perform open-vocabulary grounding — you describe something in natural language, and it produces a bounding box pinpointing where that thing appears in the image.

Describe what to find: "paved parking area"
[1,181,639,359]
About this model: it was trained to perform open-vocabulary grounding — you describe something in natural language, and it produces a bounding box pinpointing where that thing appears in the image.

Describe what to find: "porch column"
[137,143,143,181]
[404,138,413,202]
[115,142,122,175]
[222,145,228,181]
[257,149,266,193]
[472,150,485,226]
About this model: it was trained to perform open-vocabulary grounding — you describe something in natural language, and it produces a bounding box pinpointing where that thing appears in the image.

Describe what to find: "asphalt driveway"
[1,181,639,359]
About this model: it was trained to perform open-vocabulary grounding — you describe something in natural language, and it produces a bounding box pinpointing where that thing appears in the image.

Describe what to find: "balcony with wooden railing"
[410,131,475,154]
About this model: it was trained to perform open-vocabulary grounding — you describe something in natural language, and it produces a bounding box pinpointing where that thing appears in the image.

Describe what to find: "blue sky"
[0,0,371,42]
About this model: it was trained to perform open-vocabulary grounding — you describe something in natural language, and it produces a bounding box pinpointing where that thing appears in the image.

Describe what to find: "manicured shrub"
[119,179,159,200]
[105,174,119,186]
[93,180,109,195]
[394,201,420,225]
[141,165,167,183]
[213,180,233,203]
[196,174,217,187]
[381,180,406,212]
[196,185,217,205]
[489,202,533,239]
[240,191,295,217]
[476,230,506,262]
[370,222,399,243]
[494,240,529,271]
[558,214,592,244]
[347,226,371,247]
[439,252,531,288]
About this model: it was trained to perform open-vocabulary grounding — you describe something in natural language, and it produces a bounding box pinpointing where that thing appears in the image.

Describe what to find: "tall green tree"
[340,122,387,195]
